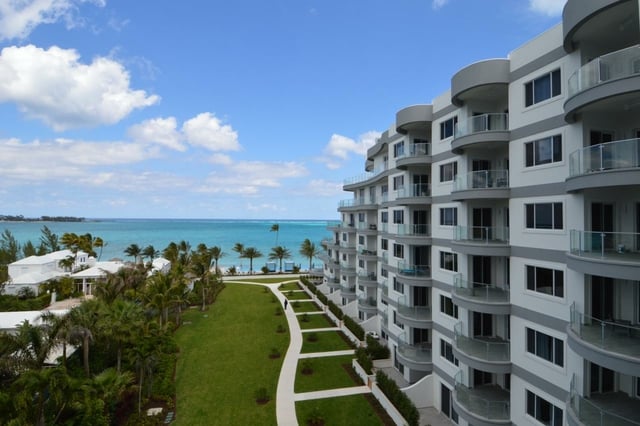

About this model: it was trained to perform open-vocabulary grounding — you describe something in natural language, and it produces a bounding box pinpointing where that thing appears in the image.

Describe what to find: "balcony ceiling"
[455,84,508,106]
[566,1,638,53]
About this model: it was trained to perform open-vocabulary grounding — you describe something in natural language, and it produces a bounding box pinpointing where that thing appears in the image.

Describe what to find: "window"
[393,141,405,158]
[526,202,563,230]
[440,251,458,272]
[525,69,561,107]
[381,211,388,223]
[381,238,388,250]
[440,207,458,226]
[526,390,563,426]
[358,212,365,222]
[393,311,404,329]
[440,339,459,366]
[393,175,404,190]
[440,116,458,139]
[393,243,404,259]
[393,277,404,294]
[526,265,564,298]
[440,295,458,318]
[358,235,365,245]
[342,233,347,241]
[381,268,388,278]
[439,162,458,182]
[358,259,364,268]
[525,135,562,167]
[527,328,564,367]
[393,210,404,224]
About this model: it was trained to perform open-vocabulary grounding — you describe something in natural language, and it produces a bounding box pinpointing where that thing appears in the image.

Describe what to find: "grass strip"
[300,330,355,353]
[294,355,358,393]
[297,313,335,330]
[296,394,393,426]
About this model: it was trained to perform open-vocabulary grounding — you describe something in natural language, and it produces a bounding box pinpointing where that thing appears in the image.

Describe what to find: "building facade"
[321,1,640,425]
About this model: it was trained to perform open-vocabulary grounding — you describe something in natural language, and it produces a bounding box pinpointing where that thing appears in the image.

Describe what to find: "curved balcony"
[563,0,636,53]
[394,183,431,201]
[338,198,378,211]
[453,373,511,425]
[452,226,510,257]
[358,249,378,262]
[453,323,511,374]
[567,137,640,192]
[396,262,432,287]
[397,341,432,372]
[452,276,510,315]
[565,44,640,122]
[568,303,640,373]
[343,165,389,190]
[568,375,640,426]
[397,297,432,329]
[396,142,432,169]
[395,104,433,134]
[327,277,341,289]
[451,59,510,107]
[339,263,356,276]
[357,271,378,287]
[452,113,510,154]
[395,224,432,246]
[340,284,356,297]
[568,230,640,281]
[451,170,509,200]
[379,280,395,306]
[357,296,378,314]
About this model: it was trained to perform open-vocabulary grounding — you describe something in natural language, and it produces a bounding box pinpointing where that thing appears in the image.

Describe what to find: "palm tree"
[270,223,280,245]
[124,243,142,264]
[39,225,60,253]
[209,246,224,274]
[93,237,105,260]
[101,299,144,372]
[162,241,179,264]
[269,246,291,273]
[67,299,101,377]
[299,238,320,271]
[233,242,245,270]
[242,247,262,275]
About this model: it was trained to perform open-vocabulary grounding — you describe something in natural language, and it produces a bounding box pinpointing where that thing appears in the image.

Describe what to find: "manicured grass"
[297,313,335,330]
[226,277,298,284]
[278,282,302,291]
[294,355,359,392]
[291,300,322,313]
[174,283,289,426]
[296,394,389,426]
[300,330,355,353]
[285,290,312,300]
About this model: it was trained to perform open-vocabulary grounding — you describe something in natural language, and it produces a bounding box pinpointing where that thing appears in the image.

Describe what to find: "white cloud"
[528,0,566,17]
[182,112,241,152]
[304,179,343,197]
[209,153,233,165]
[0,0,105,41]
[432,0,450,10]
[320,130,380,169]
[128,117,185,151]
[0,45,159,131]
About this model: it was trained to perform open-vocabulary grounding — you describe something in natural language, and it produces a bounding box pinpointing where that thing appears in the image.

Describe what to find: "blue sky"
[0,0,565,220]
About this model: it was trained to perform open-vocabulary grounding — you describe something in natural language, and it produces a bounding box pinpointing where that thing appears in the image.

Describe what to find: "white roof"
[71,261,124,279]
[11,249,75,266]
[0,309,69,331]
[10,270,65,285]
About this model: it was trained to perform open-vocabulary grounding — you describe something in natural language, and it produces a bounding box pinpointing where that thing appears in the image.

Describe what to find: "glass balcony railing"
[454,322,510,361]
[397,341,432,363]
[569,138,640,177]
[356,222,378,231]
[339,241,355,249]
[569,375,640,426]
[343,163,388,185]
[454,226,509,243]
[570,303,640,357]
[358,296,377,309]
[340,285,356,295]
[453,170,509,192]
[395,183,431,198]
[397,223,431,237]
[397,142,431,159]
[569,230,640,261]
[568,44,640,97]
[454,113,509,139]
[380,279,389,298]
[379,222,388,232]
[397,298,432,322]
[339,262,355,272]
[338,198,377,208]
[397,262,431,277]
[453,275,509,303]
[454,371,510,421]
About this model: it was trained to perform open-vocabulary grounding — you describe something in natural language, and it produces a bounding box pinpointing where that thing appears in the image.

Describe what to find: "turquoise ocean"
[0,219,336,272]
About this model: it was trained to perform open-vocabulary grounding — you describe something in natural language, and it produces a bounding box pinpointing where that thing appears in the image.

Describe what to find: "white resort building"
[321,1,640,425]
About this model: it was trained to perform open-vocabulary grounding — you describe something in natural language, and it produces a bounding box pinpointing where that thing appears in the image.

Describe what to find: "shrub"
[301,359,313,375]
[301,313,310,323]
[276,324,286,333]
[306,406,324,426]
[355,347,373,375]
[254,387,270,404]
[343,316,365,340]
[269,347,281,359]
[262,286,270,293]
[275,307,283,316]
[292,265,301,273]
[307,332,318,342]
[366,335,391,360]
[316,292,328,305]
[292,300,300,308]
[327,301,344,320]
[376,371,420,426]
[261,266,270,274]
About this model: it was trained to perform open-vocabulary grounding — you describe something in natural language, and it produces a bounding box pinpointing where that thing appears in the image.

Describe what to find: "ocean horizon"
[0,218,338,271]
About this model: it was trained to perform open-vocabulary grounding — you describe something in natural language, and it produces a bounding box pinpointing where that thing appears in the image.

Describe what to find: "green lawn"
[294,355,360,392]
[174,283,289,426]
[285,290,312,300]
[291,300,322,313]
[296,394,390,426]
[226,276,298,284]
[278,282,302,291]
[297,313,335,330]
[301,330,355,353]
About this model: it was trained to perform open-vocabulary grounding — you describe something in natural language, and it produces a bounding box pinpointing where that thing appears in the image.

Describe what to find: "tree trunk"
[83,337,90,377]
[117,347,121,373]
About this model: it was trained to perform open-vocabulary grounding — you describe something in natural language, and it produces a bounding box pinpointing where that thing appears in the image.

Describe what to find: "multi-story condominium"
[321,1,640,424]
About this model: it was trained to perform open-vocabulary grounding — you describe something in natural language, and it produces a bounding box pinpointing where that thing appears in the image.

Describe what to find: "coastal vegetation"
[0,214,85,222]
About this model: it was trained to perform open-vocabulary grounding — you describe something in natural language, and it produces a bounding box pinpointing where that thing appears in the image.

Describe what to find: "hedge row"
[366,335,390,360]
[327,300,344,320]
[375,371,420,426]
[343,315,364,340]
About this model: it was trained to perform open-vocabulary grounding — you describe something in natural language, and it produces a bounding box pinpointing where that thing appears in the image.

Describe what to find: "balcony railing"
[570,230,640,261]
[340,285,356,295]
[380,279,389,297]
[454,226,509,243]
[397,142,431,159]
[358,296,377,309]
[357,271,377,281]
[569,375,640,426]
[343,164,388,185]
[570,303,640,358]
[454,322,510,361]
[397,262,431,277]
[453,170,509,192]
[568,44,640,97]
[395,183,431,198]
[397,298,432,322]
[338,198,377,208]
[356,222,378,231]
[454,372,510,421]
[397,223,431,237]
[569,138,640,177]
[454,113,509,139]
[397,341,432,363]
[339,241,355,249]
[453,275,509,303]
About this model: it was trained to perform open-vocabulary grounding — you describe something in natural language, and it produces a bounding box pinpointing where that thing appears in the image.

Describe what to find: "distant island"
[0,215,85,222]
